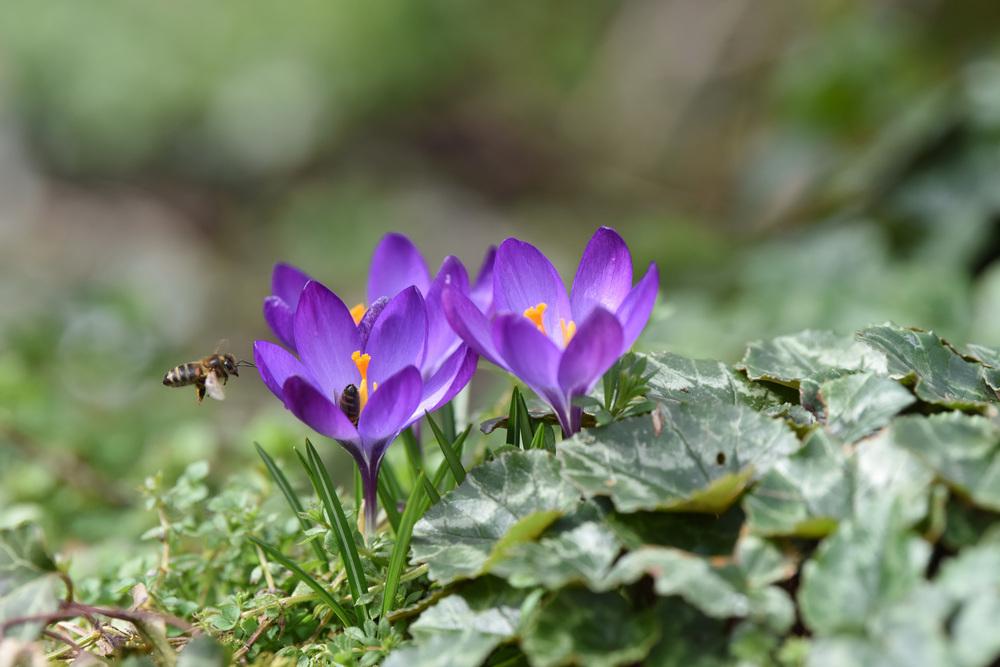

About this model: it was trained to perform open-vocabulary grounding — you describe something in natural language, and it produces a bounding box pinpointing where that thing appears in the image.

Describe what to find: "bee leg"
[196,382,206,403]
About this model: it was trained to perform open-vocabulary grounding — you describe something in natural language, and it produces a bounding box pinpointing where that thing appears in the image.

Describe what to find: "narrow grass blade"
[426,411,466,484]
[515,389,535,445]
[506,388,520,447]
[249,537,354,628]
[304,441,370,619]
[254,443,326,562]
[528,423,548,450]
[381,472,429,617]
[377,472,401,533]
[430,424,471,494]
[353,465,363,514]
[420,475,442,505]
[400,428,423,480]
[381,457,405,502]
[439,401,457,444]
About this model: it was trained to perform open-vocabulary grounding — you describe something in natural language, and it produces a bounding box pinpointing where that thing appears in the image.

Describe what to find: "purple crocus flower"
[254,281,477,533]
[443,227,658,435]
[264,233,494,379]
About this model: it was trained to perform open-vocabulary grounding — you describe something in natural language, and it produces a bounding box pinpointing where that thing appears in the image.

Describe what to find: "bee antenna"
[237,360,256,369]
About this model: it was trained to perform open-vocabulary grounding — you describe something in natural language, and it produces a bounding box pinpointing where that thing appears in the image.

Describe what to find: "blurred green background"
[1,0,999,557]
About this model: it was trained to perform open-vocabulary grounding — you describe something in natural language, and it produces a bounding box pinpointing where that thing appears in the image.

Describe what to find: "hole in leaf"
[716,452,726,465]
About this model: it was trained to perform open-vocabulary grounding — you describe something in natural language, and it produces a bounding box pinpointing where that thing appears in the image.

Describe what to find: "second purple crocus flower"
[443,227,658,435]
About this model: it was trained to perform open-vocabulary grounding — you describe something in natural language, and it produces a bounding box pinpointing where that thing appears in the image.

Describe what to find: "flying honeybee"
[339,384,360,426]
[163,353,252,403]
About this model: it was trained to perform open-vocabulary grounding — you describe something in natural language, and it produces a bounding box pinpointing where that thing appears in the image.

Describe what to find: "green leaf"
[520,589,660,667]
[645,601,729,667]
[557,402,801,513]
[891,413,1000,511]
[426,412,467,485]
[382,472,428,617]
[304,441,370,618]
[254,442,325,562]
[739,330,887,386]
[401,428,424,479]
[645,351,791,409]
[815,372,915,443]
[383,632,503,667]
[248,537,354,627]
[798,502,929,635]
[410,450,579,584]
[0,522,62,641]
[857,324,997,409]
[744,429,933,537]
[177,635,230,667]
[378,468,402,533]
[488,503,621,589]
[607,506,744,555]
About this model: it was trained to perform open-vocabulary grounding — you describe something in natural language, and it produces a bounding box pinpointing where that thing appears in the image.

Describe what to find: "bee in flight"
[163,353,253,403]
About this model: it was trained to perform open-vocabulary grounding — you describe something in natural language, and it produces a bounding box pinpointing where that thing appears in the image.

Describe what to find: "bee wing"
[204,371,226,401]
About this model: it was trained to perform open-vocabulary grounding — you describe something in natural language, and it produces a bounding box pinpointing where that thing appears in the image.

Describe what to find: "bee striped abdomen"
[163,362,204,387]
[339,384,361,426]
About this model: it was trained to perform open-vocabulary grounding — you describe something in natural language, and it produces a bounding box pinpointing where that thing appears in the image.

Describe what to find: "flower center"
[523,303,548,334]
[560,318,577,346]
[350,303,366,326]
[351,350,376,409]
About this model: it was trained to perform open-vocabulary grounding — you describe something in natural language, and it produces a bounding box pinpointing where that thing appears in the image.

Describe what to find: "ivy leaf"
[857,324,997,409]
[557,402,801,514]
[606,506,744,555]
[520,589,660,667]
[739,330,887,386]
[645,351,791,409]
[815,372,915,443]
[410,450,579,584]
[0,523,63,641]
[744,429,933,537]
[488,503,621,590]
[798,502,930,635]
[891,413,1000,511]
[385,578,529,667]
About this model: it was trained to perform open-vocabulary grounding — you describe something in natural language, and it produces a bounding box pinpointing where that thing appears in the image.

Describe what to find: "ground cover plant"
[2,227,999,667]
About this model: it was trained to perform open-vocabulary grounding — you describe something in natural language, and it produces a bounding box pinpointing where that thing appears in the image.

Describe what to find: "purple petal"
[414,346,478,417]
[365,286,427,386]
[442,287,504,367]
[367,233,432,303]
[493,313,561,395]
[358,366,423,444]
[263,296,296,349]
[282,376,360,445]
[470,246,496,313]
[272,262,312,305]
[423,256,470,375]
[616,263,659,350]
[358,296,389,346]
[570,227,633,322]
[294,281,363,397]
[493,238,571,335]
[558,307,624,397]
[253,340,312,403]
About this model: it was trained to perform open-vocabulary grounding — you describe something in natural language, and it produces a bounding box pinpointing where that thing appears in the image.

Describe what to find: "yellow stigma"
[560,318,577,346]
[351,350,372,408]
[350,303,366,326]
[523,303,548,334]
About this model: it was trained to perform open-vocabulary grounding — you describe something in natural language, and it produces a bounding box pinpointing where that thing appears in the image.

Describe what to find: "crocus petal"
[263,296,296,349]
[358,296,389,346]
[557,307,624,397]
[493,313,561,395]
[570,227,633,322]
[442,287,504,367]
[616,262,659,351]
[493,238,572,336]
[253,340,312,403]
[272,262,313,305]
[366,286,427,386]
[282,376,360,445]
[414,346,478,417]
[423,256,470,375]
[367,233,432,303]
[358,366,423,444]
[470,245,496,313]
[294,281,363,397]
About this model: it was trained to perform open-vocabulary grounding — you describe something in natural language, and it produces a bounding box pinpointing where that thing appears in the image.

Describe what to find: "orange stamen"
[350,303,366,326]
[351,350,372,409]
[560,318,577,346]
[523,303,548,334]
